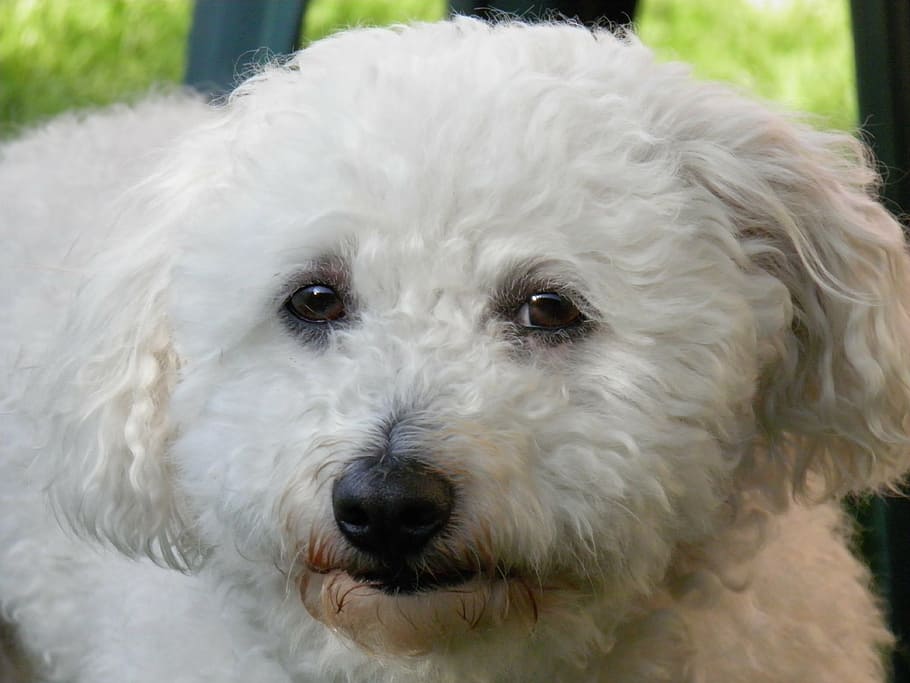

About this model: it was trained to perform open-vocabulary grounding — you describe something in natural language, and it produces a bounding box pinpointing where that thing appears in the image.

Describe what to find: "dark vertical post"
[851,2,910,682]
[185,0,307,97]
[851,0,910,217]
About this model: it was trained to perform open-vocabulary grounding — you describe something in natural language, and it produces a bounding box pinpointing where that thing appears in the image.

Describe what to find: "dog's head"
[38,18,910,675]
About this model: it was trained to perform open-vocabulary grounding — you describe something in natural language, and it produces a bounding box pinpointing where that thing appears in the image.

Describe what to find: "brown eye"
[516,292,582,330]
[285,284,345,323]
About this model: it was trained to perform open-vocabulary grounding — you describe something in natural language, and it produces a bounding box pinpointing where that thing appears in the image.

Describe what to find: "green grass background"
[0,0,856,137]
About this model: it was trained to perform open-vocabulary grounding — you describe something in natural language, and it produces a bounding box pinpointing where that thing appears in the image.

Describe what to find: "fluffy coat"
[1,19,909,682]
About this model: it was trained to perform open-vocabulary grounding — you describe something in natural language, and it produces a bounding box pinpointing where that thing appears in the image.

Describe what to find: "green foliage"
[0,0,856,137]
[304,0,445,43]
[0,0,191,136]
[637,0,857,130]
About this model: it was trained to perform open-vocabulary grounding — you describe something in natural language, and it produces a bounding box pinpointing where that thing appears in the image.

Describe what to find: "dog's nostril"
[334,501,370,529]
[331,458,454,560]
[398,501,445,533]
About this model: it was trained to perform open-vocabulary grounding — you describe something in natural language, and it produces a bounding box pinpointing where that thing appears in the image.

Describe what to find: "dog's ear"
[678,94,910,497]
[34,198,193,568]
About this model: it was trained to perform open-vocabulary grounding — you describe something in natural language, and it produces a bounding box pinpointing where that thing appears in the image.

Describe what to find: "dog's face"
[165,21,765,658]
[40,19,910,675]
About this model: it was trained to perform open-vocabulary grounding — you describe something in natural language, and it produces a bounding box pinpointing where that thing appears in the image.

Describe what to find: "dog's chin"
[300,567,543,656]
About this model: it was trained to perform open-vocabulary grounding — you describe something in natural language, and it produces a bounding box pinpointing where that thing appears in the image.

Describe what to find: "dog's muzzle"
[331,455,457,592]
[300,432,548,654]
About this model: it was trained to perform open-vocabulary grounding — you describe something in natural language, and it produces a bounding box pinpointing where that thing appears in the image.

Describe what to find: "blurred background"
[0,0,857,138]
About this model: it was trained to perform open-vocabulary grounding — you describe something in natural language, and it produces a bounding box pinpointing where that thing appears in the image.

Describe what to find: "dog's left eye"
[284,284,346,323]
[516,292,582,330]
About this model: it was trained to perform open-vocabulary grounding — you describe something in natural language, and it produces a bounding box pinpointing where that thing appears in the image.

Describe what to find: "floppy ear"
[678,93,910,497]
[33,200,193,568]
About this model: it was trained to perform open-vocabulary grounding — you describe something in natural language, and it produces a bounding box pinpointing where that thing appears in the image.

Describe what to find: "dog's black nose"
[332,457,454,560]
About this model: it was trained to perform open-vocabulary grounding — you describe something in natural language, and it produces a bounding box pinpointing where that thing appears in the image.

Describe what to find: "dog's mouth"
[300,555,544,655]
[336,563,490,595]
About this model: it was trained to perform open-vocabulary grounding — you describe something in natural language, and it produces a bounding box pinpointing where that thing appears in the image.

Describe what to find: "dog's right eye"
[516,292,583,330]
[284,284,346,323]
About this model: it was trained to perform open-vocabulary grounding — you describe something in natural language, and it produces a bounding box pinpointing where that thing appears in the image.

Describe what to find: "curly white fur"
[1,18,909,683]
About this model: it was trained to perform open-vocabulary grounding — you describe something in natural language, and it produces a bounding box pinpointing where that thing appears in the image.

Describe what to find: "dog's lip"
[349,568,480,594]
[305,562,505,595]
[300,565,544,656]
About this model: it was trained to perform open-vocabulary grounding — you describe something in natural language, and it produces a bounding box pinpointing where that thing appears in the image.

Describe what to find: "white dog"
[2,18,909,683]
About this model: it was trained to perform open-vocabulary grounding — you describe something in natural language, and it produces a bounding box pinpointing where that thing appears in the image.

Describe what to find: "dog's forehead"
[200,22,687,280]
[224,25,670,205]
